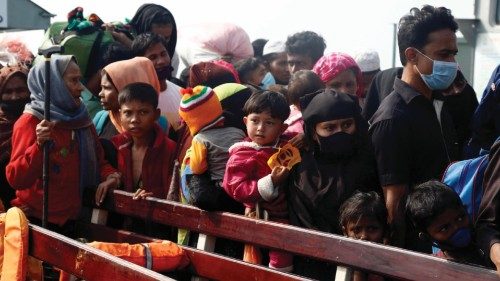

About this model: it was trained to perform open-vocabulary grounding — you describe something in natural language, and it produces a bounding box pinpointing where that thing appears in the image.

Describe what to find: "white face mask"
[414,49,458,90]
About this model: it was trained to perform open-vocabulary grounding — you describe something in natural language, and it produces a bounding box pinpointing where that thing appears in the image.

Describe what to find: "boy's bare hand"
[95,173,121,206]
[36,120,55,147]
[271,166,289,186]
[132,189,154,200]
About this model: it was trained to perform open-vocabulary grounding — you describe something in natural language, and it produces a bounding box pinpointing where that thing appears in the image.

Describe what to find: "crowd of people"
[0,3,499,280]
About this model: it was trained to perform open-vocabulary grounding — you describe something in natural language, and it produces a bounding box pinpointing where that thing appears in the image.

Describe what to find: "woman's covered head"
[301,89,366,157]
[99,57,160,111]
[25,55,91,126]
[28,55,84,111]
[0,64,29,117]
[312,52,363,98]
[129,3,177,58]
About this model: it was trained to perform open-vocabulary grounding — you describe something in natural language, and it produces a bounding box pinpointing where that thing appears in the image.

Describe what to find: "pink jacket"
[222,140,288,219]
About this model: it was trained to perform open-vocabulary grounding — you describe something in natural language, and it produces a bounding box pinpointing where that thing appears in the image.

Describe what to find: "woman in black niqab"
[288,89,380,234]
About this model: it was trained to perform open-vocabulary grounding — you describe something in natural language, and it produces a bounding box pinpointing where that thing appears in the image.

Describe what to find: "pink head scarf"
[312,52,364,98]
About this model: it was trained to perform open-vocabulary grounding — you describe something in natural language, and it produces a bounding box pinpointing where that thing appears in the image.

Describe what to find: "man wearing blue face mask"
[369,5,459,250]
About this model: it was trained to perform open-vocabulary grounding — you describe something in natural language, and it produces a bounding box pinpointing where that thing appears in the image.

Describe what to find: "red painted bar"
[99,190,498,281]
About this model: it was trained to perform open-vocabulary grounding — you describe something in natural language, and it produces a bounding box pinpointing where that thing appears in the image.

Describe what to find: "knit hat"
[262,40,286,56]
[213,83,252,131]
[354,50,380,73]
[179,85,224,136]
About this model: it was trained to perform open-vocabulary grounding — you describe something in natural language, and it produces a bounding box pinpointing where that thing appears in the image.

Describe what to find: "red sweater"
[223,140,288,219]
[112,124,176,198]
[6,114,116,226]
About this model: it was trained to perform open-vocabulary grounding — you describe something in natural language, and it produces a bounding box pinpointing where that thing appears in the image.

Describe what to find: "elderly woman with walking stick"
[6,55,120,236]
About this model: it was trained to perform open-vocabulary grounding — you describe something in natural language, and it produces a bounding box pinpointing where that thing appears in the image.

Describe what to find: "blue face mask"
[261,72,276,90]
[433,227,472,250]
[415,49,458,90]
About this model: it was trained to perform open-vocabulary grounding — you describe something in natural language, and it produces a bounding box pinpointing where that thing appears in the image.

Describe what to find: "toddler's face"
[426,207,470,245]
[244,111,287,146]
[344,216,384,243]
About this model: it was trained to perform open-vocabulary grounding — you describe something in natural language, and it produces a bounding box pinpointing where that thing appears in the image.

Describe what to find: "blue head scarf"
[25,55,99,192]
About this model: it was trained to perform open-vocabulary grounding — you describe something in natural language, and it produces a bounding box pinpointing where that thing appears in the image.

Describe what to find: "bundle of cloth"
[177,22,254,72]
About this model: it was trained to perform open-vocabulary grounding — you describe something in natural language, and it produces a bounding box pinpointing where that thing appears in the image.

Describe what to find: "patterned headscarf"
[312,52,364,98]
[25,55,99,193]
[188,61,239,88]
[0,63,29,95]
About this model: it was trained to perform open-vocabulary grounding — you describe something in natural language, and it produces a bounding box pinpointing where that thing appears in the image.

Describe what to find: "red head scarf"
[312,52,364,98]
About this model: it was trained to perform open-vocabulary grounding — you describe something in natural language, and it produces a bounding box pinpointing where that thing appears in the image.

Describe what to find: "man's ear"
[154,108,161,119]
[405,47,418,64]
[243,116,248,127]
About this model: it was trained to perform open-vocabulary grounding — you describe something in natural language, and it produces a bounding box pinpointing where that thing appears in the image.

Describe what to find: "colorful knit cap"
[312,52,364,98]
[179,85,224,136]
[213,83,252,131]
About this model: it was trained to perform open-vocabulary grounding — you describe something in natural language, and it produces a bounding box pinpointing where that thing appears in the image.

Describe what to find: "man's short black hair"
[406,180,464,232]
[243,90,290,121]
[131,33,169,57]
[339,191,388,231]
[397,5,458,65]
[118,82,158,109]
[285,31,326,64]
[103,42,134,66]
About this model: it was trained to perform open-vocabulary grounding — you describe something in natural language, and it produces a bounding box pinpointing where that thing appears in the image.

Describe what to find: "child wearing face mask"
[339,191,387,281]
[406,180,486,266]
